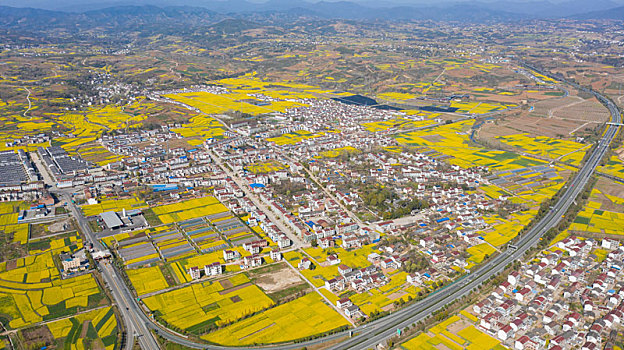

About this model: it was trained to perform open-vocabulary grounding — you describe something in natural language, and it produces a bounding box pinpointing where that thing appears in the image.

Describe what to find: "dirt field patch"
[219,279,234,289]
[5,259,17,270]
[218,282,251,295]
[381,303,395,312]
[530,96,581,118]
[254,266,304,293]
[482,114,590,139]
[230,295,242,303]
[80,320,90,338]
[553,98,610,123]
[48,219,72,233]
[421,134,443,143]
[21,326,54,348]
[447,319,471,333]
[386,291,407,300]
[594,178,624,212]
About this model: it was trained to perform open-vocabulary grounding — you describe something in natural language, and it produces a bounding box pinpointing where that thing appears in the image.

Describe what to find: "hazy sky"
[1,0,621,11]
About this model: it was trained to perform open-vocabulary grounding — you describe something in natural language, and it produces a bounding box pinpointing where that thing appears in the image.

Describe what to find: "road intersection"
[54,64,621,349]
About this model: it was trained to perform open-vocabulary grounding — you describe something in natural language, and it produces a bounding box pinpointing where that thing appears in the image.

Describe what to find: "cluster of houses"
[101,128,182,159]
[189,248,285,280]
[336,297,365,319]
[471,236,624,350]
[206,134,372,247]
[222,246,284,271]
[325,264,388,293]
[211,176,293,249]
[188,262,223,280]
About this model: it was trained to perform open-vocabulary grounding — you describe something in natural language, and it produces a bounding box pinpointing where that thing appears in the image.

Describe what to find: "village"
[474,236,624,350]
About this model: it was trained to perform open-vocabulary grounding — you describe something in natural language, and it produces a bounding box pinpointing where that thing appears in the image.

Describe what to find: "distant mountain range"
[571,5,624,20]
[0,0,622,32]
[1,0,619,18]
[0,6,223,33]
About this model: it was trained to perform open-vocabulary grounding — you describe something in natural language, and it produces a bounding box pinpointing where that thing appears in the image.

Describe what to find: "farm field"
[104,225,200,268]
[202,292,349,345]
[162,75,327,121]
[474,210,537,248]
[127,266,170,296]
[569,187,624,235]
[0,202,29,247]
[394,120,549,172]
[266,129,322,146]
[165,92,302,116]
[36,306,118,350]
[115,234,161,268]
[496,133,588,166]
[449,101,516,114]
[0,257,105,330]
[401,314,504,350]
[28,232,83,256]
[377,92,419,101]
[151,197,229,224]
[318,146,361,158]
[597,154,624,179]
[465,243,497,264]
[144,274,274,333]
[361,117,438,133]
[349,273,421,315]
[245,160,287,174]
[172,115,227,141]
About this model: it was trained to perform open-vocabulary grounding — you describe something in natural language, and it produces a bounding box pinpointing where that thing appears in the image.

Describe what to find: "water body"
[332,94,404,111]
[419,106,459,113]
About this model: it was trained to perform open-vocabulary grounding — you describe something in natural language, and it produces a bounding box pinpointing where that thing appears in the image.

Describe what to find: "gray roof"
[101,211,123,229]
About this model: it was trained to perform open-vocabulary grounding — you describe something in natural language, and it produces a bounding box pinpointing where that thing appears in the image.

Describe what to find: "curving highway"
[331,64,622,350]
[58,63,621,350]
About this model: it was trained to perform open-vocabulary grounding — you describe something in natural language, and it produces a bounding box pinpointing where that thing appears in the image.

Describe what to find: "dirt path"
[547,96,584,119]
[218,282,252,295]
[23,86,32,117]
[170,60,182,80]
[568,122,591,135]
[557,144,592,161]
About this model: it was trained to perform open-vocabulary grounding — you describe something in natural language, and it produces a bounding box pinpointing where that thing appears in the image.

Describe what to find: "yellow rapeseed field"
[144,275,273,330]
[127,266,169,296]
[202,293,349,345]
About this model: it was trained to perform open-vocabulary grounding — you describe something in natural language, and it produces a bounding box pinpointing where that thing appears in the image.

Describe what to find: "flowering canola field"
[44,306,117,350]
[144,274,273,331]
[202,292,349,345]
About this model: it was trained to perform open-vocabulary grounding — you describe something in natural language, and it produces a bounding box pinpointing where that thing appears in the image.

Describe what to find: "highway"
[331,65,622,350]
[158,66,619,350]
[53,64,620,350]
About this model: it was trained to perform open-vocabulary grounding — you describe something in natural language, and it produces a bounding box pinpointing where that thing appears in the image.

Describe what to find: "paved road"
[208,149,305,248]
[331,64,622,350]
[146,65,622,350]
[152,70,614,350]
[62,194,160,350]
[47,64,620,350]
